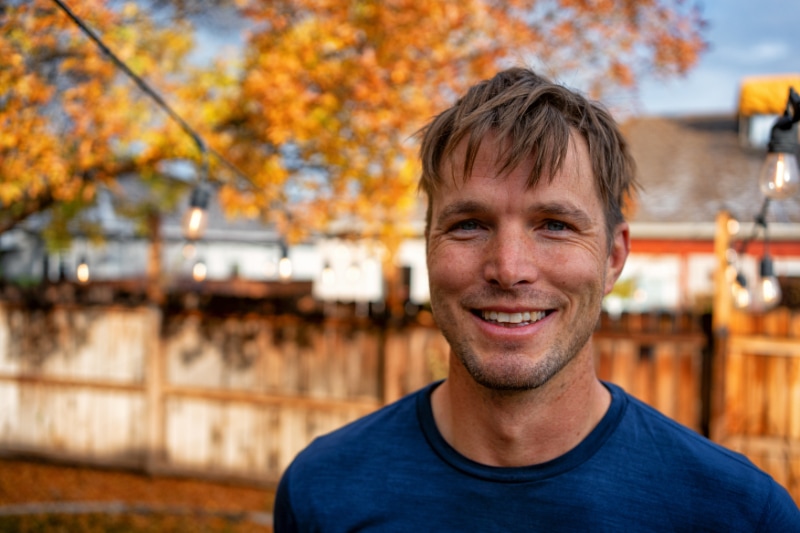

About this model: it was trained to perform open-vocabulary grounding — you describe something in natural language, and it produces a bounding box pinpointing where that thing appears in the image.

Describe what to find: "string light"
[51,0,287,277]
[76,256,90,284]
[727,85,799,313]
[182,179,211,241]
[731,272,751,310]
[758,87,800,200]
[192,259,207,282]
[757,255,782,310]
[278,243,293,282]
[346,262,362,283]
[759,152,800,200]
[182,241,197,260]
[322,262,336,286]
[50,0,249,182]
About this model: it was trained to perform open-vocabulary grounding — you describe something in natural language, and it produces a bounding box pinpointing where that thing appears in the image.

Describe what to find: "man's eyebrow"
[528,202,594,225]
[435,200,487,222]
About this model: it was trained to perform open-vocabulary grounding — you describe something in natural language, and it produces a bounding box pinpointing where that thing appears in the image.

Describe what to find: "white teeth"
[482,310,546,324]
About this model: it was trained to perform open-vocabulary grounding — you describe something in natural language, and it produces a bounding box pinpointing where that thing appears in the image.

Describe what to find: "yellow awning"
[738,74,800,116]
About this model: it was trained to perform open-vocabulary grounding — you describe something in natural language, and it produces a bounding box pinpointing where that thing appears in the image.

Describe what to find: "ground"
[0,458,276,532]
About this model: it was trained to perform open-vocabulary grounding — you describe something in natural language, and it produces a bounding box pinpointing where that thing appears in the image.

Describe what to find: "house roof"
[621,114,800,229]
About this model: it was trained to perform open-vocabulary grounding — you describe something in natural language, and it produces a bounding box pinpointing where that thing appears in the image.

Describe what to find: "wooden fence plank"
[594,338,613,384]
[635,344,653,406]
[765,355,788,438]
[611,340,638,397]
[745,352,766,436]
[676,341,700,431]
[725,344,745,436]
[653,343,676,420]
[789,358,800,441]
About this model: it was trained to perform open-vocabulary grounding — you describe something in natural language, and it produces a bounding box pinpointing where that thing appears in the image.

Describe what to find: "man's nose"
[483,226,539,289]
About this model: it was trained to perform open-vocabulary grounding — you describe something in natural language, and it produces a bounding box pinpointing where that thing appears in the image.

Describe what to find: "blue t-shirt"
[275,381,800,532]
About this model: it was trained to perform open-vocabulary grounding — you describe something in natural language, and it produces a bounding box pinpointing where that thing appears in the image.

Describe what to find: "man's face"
[426,132,628,391]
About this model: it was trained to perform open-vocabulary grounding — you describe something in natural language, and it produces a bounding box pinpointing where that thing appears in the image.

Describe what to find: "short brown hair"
[418,67,637,244]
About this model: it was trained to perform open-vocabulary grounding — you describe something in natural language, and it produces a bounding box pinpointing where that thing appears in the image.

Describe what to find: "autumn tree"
[194,0,707,244]
[0,0,203,246]
[1,0,706,249]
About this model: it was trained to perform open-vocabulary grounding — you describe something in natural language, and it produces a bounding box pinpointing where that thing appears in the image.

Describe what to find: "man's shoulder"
[606,384,800,528]
[611,384,786,492]
[616,386,753,465]
[290,383,429,467]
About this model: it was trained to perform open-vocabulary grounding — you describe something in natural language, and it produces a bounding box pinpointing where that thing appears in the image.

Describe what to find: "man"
[274,68,800,531]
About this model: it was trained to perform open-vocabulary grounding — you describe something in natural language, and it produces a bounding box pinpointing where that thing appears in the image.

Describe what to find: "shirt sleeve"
[758,481,800,532]
[273,467,299,533]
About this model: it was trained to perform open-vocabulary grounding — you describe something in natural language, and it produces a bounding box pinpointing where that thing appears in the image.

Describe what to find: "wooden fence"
[2,213,797,503]
[716,309,800,497]
[0,299,709,487]
[712,211,800,503]
[0,303,383,484]
[594,312,707,433]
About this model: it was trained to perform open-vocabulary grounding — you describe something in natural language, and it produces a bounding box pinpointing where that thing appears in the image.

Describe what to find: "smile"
[480,310,548,325]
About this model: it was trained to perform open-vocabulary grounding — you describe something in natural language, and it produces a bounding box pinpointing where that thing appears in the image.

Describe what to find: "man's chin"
[464,357,555,392]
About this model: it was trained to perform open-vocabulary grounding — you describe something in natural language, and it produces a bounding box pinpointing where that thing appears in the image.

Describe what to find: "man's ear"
[604,222,630,295]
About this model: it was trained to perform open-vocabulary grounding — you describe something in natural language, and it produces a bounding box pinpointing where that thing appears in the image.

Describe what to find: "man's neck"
[430,353,610,467]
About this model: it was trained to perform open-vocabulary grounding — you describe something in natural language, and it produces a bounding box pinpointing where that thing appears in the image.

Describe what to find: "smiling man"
[274,68,800,531]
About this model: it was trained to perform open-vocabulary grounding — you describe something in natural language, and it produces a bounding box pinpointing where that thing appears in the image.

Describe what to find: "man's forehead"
[437,131,591,190]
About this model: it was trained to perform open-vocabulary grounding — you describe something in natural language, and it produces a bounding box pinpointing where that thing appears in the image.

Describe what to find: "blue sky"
[638,0,800,116]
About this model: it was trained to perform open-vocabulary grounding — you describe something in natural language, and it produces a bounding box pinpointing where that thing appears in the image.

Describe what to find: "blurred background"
[1,0,799,530]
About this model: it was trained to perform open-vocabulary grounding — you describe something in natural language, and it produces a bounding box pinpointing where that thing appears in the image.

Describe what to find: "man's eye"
[453,219,481,231]
[544,220,568,231]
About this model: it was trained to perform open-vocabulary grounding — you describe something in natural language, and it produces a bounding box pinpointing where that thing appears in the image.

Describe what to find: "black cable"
[736,197,771,256]
[50,0,250,185]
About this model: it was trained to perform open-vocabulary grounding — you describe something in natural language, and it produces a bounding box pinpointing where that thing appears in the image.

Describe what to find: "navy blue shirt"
[275,381,800,531]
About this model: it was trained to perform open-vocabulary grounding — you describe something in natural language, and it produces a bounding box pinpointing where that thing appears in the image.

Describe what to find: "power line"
[50,0,250,186]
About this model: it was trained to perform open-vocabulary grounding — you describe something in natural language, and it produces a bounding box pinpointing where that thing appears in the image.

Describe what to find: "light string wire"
[735,197,771,257]
[50,0,250,186]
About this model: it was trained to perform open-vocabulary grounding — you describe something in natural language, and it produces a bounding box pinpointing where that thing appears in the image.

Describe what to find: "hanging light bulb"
[76,256,90,284]
[757,255,782,310]
[731,272,751,310]
[278,257,292,281]
[182,241,197,260]
[758,152,800,200]
[192,259,207,282]
[182,184,211,241]
[346,262,362,283]
[278,244,292,282]
[758,87,800,200]
[322,262,336,286]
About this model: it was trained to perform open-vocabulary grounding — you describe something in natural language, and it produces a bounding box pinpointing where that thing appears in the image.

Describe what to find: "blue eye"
[544,220,568,231]
[455,219,480,231]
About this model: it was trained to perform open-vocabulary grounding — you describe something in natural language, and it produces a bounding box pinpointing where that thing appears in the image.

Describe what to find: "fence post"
[144,305,165,473]
[710,210,732,441]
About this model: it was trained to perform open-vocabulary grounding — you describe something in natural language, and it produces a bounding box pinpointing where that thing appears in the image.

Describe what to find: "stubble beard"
[435,289,603,393]
[444,325,596,392]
